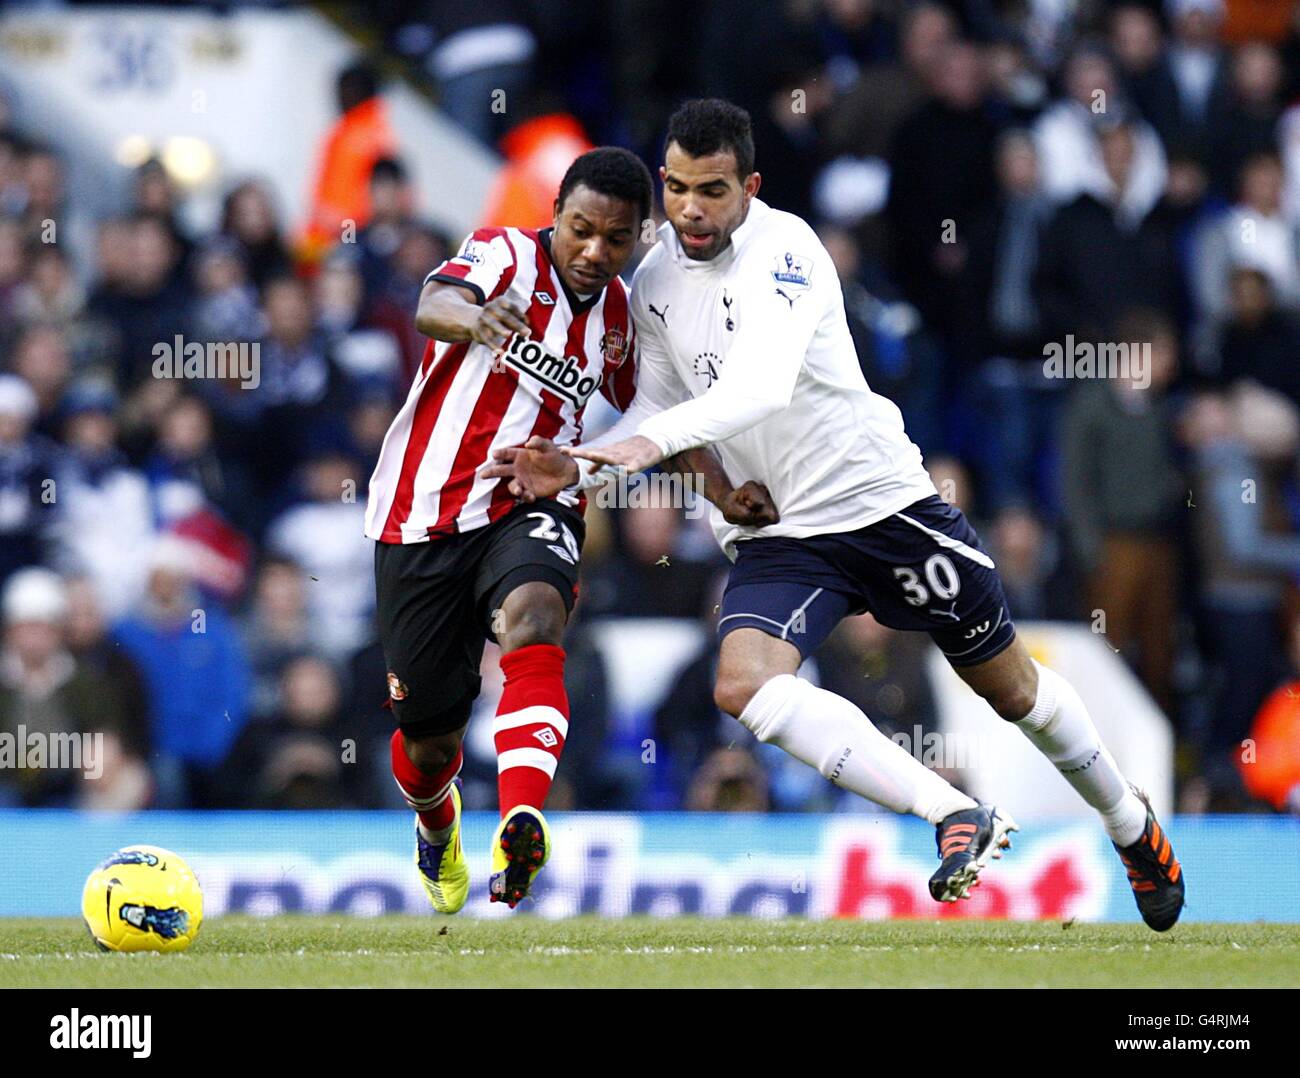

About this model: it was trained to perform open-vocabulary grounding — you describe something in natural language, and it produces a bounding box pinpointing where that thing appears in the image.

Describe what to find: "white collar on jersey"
[660,196,771,268]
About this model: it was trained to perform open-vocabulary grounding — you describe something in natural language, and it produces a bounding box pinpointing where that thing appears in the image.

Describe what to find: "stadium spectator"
[312,249,403,389]
[1114,0,1233,171]
[1211,266,1300,403]
[239,556,311,719]
[984,506,1077,622]
[0,214,26,320]
[823,1,957,161]
[9,323,72,438]
[86,212,191,386]
[141,392,248,531]
[300,61,398,265]
[355,157,416,302]
[190,235,260,345]
[1193,152,1300,331]
[1036,115,1183,343]
[47,379,154,619]
[1033,43,1168,211]
[131,157,193,269]
[885,38,998,342]
[113,536,251,808]
[1061,307,1185,715]
[220,180,292,291]
[1182,384,1300,798]
[263,451,372,660]
[686,746,770,812]
[0,374,57,587]
[822,222,945,456]
[364,223,450,381]
[221,654,368,809]
[1237,609,1300,814]
[231,273,357,500]
[0,568,135,807]
[1209,41,1286,200]
[426,1,536,147]
[579,500,721,620]
[817,613,939,749]
[63,574,151,760]
[959,129,1060,511]
[479,105,594,228]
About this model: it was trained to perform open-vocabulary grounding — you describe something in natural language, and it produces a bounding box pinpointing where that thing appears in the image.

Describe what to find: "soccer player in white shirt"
[487,101,1184,927]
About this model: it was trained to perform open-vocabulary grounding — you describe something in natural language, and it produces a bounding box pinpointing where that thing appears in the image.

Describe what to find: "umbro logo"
[547,543,576,566]
[534,727,559,748]
[534,291,555,306]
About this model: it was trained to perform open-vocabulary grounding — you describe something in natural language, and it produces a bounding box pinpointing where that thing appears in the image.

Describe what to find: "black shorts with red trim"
[374,499,584,736]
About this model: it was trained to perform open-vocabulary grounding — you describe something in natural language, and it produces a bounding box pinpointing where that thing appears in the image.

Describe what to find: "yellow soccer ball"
[82,845,203,953]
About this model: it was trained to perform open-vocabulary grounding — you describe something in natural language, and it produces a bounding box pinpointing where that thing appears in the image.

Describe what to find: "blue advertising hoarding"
[1,810,1295,923]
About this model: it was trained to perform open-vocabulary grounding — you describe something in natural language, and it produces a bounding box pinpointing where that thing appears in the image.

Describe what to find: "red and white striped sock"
[390,729,461,838]
[493,644,568,815]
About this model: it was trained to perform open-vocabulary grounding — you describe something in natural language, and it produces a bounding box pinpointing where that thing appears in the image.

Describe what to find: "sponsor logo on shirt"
[693,351,721,388]
[501,334,600,406]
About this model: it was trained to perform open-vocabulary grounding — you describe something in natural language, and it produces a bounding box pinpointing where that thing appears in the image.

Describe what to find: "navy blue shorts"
[718,495,1016,668]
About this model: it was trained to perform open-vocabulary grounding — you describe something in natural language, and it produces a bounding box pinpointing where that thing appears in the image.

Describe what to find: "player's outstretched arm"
[565,434,665,473]
[481,438,778,526]
[415,281,531,348]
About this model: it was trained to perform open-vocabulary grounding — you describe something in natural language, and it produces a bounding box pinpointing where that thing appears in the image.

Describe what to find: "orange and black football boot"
[1114,786,1184,932]
[928,803,1019,902]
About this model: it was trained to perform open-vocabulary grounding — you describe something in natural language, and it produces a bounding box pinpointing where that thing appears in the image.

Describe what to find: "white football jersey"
[594,197,936,557]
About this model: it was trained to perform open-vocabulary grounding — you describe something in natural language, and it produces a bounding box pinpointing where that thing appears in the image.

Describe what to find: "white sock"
[1015,660,1147,846]
[739,674,977,823]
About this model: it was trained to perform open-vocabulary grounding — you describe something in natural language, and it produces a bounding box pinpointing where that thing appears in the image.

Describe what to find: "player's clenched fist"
[720,480,780,527]
[470,297,531,349]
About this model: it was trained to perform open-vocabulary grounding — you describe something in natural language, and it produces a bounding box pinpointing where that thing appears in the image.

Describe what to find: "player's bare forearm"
[415,282,530,348]
[665,447,780,527]
[665,447,732,504]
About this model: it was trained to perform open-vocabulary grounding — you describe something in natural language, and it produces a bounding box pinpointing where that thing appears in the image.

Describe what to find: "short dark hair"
[665,98,755,179]
[556,147,653,225]
[337,61,380,113]
[369,156,408,186]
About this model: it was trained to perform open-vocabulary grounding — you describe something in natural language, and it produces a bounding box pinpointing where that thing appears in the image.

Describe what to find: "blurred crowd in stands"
[2,0,1300,816]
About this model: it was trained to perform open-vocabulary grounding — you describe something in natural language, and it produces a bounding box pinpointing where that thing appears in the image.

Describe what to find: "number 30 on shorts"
[893,554,961,606]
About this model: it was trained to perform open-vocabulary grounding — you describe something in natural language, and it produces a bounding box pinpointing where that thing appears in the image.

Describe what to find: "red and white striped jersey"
[365,226,637,544]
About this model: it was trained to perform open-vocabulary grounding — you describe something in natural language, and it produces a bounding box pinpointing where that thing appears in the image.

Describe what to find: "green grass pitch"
[2,918,1298,988]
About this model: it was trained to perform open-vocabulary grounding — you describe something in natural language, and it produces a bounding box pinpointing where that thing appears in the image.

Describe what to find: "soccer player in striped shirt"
[367,147,775,913]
